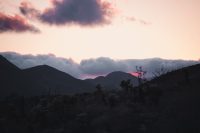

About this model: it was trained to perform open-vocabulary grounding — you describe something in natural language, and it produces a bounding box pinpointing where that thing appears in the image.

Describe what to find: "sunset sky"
[0,0,200,62]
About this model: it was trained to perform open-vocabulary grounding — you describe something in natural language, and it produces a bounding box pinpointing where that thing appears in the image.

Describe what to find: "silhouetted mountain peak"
[24,64,60,73]
[25,64,57,72]
[36,64,50,68]
[23,64,77,80]
[106,71,135,78]
[86,71,138,89]
[10,64,93,96]
[94,76,105,80]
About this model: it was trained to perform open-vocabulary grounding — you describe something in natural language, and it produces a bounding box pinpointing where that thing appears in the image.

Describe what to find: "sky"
[0,0,199,62]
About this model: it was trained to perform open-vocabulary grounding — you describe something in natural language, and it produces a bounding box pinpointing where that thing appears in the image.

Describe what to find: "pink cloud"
[0,13,40,33]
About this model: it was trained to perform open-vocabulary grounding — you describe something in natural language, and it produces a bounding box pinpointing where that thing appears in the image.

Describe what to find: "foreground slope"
[153,85,200,133]
[148,64,200,133]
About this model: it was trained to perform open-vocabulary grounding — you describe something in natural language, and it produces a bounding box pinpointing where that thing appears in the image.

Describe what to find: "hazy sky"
[0,0,200,62]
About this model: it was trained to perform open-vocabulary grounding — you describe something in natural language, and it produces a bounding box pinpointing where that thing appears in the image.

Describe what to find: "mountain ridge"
[0,55,20,72]
[0,55,139,97]
[0,55,93,97]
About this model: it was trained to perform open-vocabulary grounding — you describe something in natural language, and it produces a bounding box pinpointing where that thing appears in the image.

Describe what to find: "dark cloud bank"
[1,52,199,79]
[20,0,114,26]
[0,13,40,33]
[0,0,114,33]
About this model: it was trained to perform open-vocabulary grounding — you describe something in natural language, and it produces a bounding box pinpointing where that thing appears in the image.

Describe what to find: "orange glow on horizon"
[129,72,139,77]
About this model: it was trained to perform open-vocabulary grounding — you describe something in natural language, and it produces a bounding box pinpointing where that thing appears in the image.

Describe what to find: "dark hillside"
[22,65,93,95]
[0,55,200,133]
[0,55,93,97]
[85,71,138,89]
[148,64,200,132]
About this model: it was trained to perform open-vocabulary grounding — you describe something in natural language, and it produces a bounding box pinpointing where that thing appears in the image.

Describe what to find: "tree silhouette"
[94,84,106,105]
[152,66,168,78]
[96,84,103,91]
[135,66,147,103]
[135,66,147,85]
[120,79,133,95]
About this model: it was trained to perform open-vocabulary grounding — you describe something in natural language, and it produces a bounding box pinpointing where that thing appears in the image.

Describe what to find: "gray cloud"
[80,58,199,78]
[125,16,136,22]
[124,16,151,25]
[80,57,128,75]
[1,52,199,79]
[138,19,151,25]
[1,52,81,78]
[19,0,114,26]
[0,13,40,33]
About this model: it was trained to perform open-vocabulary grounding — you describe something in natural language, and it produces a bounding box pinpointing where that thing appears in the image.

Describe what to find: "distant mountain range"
[0,55,138,97]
